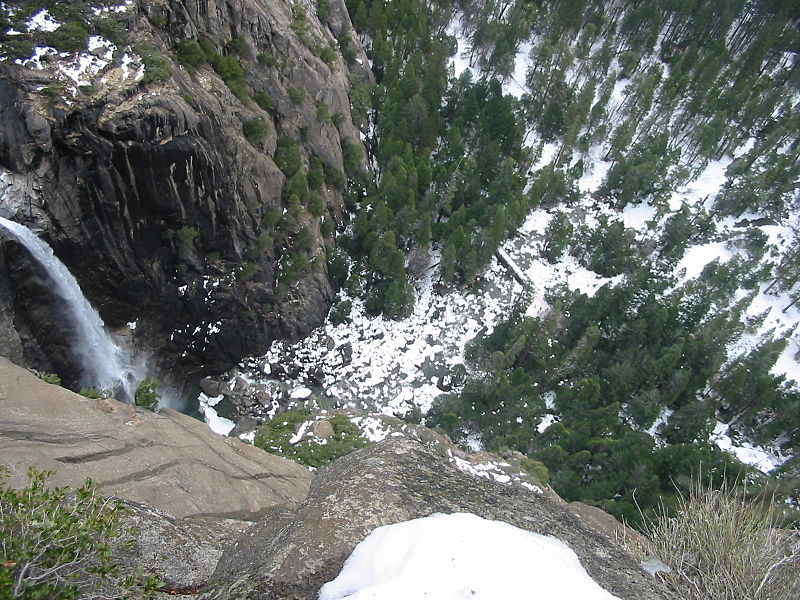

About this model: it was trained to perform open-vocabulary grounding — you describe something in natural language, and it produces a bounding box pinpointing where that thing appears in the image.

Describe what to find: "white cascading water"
[0,216,136,400]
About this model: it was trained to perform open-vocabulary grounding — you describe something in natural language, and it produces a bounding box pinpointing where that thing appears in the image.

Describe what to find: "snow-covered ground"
[231,256,523,418]
[318,513,620,600]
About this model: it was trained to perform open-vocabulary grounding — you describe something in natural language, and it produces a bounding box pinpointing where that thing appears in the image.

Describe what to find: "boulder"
[310,419,335,439]
[199,378,224,397]
[203,439,677,600]
[0,356,313,520]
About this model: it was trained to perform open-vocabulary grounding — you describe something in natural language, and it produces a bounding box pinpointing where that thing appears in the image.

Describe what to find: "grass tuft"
[629,480,799,600]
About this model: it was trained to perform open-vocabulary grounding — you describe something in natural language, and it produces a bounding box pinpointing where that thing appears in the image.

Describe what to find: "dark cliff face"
[0,0,371,384]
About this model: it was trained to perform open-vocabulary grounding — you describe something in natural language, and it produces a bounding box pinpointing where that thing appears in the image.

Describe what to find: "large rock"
[0,356,313,520]
[115,500,251,594]
[203,439,678,600]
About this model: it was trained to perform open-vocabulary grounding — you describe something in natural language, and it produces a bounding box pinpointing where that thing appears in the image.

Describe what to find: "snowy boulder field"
[319,513,620,600]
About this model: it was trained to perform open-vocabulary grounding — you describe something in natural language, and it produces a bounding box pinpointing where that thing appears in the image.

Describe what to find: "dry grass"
[628,481,799,600]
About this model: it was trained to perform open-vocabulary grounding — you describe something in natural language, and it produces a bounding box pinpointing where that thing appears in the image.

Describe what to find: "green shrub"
[261,207,282,229]
[288,86,307,105]
[519,457,550,486]
[79,388,107,399]
[317,0,330,21]
[257,52,278,67]
[41,84,64,98]
[315,101,330,123]
[47,21,89,53]
[134,377,161,411]
[0,465,159,599]
[308,157,325,190]
[247,233,273,260]
[283,172,309,204]
[295,226,315,250]
[253,410,368,468]
[321,215,334,237]
[243,117,269,147]
[133,42,172,84]
[340,138,363,176]
[227,37,247,55]
[329,299,352,325]
[175,38,206,73]
[0,39,34,60]
[323,164,346,190]
[95,17,128,46]
[316,44,337,64]
[37,372,61,386]
[170,226,198,258]
[308,192,325,217]
[206,51,248,100]
[273,137,303,176]
[331,112,346,127]
[236,262,257,281]
[255,91,274,111]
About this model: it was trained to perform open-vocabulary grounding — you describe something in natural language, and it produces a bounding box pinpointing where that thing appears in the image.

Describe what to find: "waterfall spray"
[0,217,136,400]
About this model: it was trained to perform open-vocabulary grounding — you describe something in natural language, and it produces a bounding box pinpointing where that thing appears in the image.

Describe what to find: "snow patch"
[319,513,619,600]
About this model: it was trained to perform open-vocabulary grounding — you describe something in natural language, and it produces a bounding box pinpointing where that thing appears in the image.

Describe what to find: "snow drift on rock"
[318,512,620,600]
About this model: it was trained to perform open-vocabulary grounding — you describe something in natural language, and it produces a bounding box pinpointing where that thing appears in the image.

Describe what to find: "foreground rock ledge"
[204,439,677,600]
[0,356,313,520]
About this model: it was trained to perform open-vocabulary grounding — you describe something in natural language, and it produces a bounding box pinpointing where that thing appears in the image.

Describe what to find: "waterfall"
[0,216,136,400]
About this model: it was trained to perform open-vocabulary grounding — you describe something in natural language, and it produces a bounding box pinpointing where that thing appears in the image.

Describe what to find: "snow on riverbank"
[319,513,619,600]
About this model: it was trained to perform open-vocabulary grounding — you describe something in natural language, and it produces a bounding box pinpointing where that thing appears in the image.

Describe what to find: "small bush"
[255,91,274,111]
[41,84,64,98]
[295,226,315,251]
[95,17,128,46]
[519,457,550,486]
[631,480,800,600]
[37,371,61,386]
[0,465,159,599]
[170,225,199,258]
[316,44,337,64]
[273,137,304,177]
[236,262,257,281]
[227,37,247,55]
[0,40,34,61]
[243,117,269,147]
[133,42,172,84]
[79,388,108,399]
[308,192,325,217]
[288,86,307,105]
[134,376,161,411]
[261,207,282,229]
[175,38,206,73]
[257,52,278,67]
[308,157,325,190]
[47,21,89,53]
[323,164,346,190]
[329,299,352,325]
[315,101,330,123]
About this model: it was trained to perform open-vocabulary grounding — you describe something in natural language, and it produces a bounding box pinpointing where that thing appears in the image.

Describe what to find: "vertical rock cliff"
[0,0,371,386]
